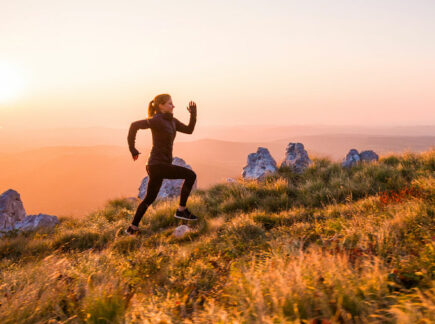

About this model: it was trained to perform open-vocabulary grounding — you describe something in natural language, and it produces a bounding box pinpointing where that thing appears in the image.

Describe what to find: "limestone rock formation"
[138,157,197,200]
[0,189,26,231]
[342,149,379,168]
[0,189,60,236]
[342,149,361,168]
[280,142,312,173]
[14,213,59,232]
[359,150,379,162]
[242,147,277,180]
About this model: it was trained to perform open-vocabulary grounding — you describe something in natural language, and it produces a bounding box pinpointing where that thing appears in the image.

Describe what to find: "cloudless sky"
[0,0,434,129]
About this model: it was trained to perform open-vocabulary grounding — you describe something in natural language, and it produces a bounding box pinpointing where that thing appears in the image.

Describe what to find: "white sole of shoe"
[174,215,198,221]
[125,228,139,235]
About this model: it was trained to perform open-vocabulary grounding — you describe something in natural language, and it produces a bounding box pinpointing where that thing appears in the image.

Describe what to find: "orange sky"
[1,0,434,129]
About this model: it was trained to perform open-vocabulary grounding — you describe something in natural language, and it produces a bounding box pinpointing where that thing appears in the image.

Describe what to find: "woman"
[125,93,198,235]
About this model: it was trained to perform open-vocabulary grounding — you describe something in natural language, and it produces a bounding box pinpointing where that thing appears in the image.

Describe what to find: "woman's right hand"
[130,147,141,161]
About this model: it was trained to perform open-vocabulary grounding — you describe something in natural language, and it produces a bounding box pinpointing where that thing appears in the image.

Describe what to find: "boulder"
[138,157,197,200]
[0,189,60,237]
[280,142,312,173]
[360,150,379,162]
[14,213,59,232]
[342,149,378,168]
[342,149,361,168]
[173,225,191,238]
[242,147,277,180]
[0,189,26,231]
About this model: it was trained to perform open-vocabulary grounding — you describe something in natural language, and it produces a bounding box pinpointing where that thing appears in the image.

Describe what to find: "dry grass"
[0,149,434,323]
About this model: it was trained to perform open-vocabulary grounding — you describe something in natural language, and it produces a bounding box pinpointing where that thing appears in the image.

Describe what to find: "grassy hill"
[0,149,434,323]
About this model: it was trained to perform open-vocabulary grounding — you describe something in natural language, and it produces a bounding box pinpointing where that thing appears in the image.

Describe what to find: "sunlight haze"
[0,0,434,129]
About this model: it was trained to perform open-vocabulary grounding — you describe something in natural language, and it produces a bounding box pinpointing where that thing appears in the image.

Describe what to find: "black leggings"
[131,163,197,226]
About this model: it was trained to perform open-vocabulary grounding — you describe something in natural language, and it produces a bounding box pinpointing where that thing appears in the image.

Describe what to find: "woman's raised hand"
[187,101,197,114]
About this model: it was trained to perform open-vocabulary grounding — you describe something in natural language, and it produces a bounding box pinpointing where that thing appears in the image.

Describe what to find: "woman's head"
[148,94,174,117]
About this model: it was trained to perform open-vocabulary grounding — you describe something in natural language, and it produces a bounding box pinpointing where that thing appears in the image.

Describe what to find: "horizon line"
[1,123,435,131]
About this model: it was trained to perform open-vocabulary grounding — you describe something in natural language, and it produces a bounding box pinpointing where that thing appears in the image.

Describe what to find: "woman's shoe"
[175,208,198,221]
[125,225,140,236]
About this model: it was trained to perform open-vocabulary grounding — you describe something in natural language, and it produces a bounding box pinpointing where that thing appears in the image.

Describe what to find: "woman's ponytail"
[148,100,157,118]
[147,94,171,118]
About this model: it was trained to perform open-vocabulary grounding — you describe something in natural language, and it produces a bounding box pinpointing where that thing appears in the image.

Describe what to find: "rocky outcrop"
[138,157,197,200]
[280,142,312,173]
[13,213,59,232]
[0,189,26,231]
[342,149,360,168]
[0,189,60,236]
[360,150,379,162]
[342,149,379,168]
[242,147,277,180]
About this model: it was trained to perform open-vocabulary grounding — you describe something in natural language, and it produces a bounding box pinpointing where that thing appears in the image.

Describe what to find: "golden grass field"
[0,149,434,323]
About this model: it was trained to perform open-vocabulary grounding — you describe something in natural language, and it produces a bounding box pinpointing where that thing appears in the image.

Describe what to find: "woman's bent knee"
[189,170,196,182]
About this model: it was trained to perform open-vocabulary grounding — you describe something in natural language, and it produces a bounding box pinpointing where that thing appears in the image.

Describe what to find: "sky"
[0,0,434,129]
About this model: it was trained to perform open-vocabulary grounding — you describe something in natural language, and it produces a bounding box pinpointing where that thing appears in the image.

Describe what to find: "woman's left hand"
[187,101,197,114]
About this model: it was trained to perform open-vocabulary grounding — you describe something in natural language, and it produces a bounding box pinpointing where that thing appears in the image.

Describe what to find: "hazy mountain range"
[1,124,434,153]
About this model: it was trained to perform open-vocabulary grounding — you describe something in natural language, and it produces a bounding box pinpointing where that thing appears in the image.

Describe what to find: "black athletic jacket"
[127,109,196,165]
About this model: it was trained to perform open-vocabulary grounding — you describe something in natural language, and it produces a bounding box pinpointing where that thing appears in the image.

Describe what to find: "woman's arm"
[175,101,197,134]
[127,119,151,158]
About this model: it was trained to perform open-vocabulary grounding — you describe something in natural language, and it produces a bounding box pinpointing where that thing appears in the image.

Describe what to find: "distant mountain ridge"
[1,124,434,153]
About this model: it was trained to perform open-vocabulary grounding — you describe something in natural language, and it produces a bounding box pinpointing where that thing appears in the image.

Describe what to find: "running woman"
[125,94,198,235]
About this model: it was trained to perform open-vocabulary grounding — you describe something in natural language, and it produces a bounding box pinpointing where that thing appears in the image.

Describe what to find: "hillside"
[1,135,434,217]
[0,149,434,323]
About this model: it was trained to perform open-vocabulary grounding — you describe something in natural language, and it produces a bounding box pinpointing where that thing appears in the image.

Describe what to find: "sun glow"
[0,63,26,104]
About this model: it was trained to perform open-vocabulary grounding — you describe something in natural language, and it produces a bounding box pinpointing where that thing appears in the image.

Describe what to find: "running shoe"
[125,225,140,236]
[175,208,198,221]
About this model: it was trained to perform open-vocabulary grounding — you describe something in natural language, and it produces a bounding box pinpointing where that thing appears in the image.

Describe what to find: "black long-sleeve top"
[127,110,196,165]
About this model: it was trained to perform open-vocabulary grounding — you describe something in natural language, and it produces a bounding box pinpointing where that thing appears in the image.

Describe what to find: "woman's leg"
[161,164,197,207]
[131,166,164,227]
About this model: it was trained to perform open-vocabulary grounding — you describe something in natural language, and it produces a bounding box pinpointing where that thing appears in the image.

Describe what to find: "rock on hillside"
[13,213,59,232]
[342,149,379,168]
[138,157,197,200]
[280,142,312,173]
[242,147,277,180]
[0,189,59,236]
[0,189,26,231]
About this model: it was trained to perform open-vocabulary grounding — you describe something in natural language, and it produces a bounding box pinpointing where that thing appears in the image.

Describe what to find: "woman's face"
[159,97,175,113]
